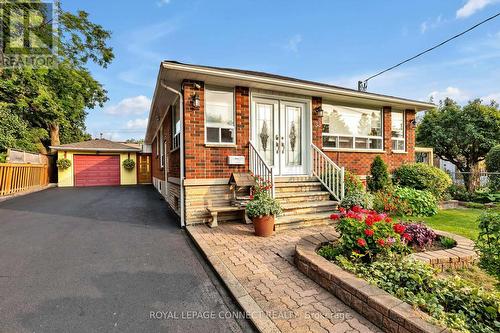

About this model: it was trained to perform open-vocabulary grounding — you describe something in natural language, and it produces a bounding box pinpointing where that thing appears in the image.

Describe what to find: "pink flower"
[357,238,367,247]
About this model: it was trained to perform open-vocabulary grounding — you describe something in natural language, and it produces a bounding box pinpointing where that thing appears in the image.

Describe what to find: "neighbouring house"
[51,139,152,187]
[145,61,434,228]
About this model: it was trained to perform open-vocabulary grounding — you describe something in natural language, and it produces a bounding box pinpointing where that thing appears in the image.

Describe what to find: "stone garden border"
[409,230,478,271]
[295,232,454,333]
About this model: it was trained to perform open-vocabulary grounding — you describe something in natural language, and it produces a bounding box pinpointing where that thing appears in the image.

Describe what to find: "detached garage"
[51,139,142,187]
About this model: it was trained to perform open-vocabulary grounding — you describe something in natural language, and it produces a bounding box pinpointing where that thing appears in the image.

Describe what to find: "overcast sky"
[63,0,500,141]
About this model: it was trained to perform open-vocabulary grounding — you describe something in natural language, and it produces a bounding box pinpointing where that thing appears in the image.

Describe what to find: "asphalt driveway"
[0,186,253,333]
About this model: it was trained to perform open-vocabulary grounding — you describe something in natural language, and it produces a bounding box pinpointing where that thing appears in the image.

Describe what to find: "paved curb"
[186,226,280,333]
[0,183,57,203]
[295,234,452,333]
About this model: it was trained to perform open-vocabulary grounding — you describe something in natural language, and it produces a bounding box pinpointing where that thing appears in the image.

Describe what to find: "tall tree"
[0,1,113,152]
[417,98,500,191]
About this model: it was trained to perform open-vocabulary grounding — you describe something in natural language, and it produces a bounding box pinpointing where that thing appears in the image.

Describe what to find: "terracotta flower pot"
[252,215,275,237]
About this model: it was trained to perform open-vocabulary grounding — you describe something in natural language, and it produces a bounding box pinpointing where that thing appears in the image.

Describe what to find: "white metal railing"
[249,141,275,198]
[311,143,345,201]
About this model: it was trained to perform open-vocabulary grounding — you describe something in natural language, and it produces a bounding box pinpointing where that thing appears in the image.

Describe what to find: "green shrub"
[473,188,500,203]
[464,202,485,209]
[122,158,135,170]
[340,170,373,209]
[56,158,71,170]
[393,187,438,216]
[447,184,473,202]
[486,145,500,191]
[439,236,456,249]
[334,256,500,333]
[372,189,409,216]
[476,211,500,281]
[393,163,452,199]
[340,190,373,209]
[367,155,391,192]
[344,170,364,194]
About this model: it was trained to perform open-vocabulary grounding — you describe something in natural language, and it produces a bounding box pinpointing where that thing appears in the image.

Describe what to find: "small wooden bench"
[207,206,251,228]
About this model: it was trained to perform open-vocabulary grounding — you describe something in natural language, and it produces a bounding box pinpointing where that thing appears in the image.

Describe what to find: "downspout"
[160,81,186,228]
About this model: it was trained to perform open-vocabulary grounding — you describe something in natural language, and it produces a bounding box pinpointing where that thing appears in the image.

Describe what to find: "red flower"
[249,195,254,200]
[352,206,363,213]
[365,215,375,227]
[402,233,412,241]
[330,213,341,220]
[339,207,346,213]
[393,223,406,235]
[356,238,367,247]
[385,217,393,223]
[377,238,385,246]
[364,229,374,237]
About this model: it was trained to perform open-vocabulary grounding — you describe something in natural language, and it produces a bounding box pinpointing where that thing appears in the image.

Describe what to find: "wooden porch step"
[280,201,338,216]
[275,212,336,231]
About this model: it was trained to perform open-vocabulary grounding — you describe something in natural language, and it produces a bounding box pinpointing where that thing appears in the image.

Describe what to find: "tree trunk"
[468,164,481,192]
[49,123,60,152]
[462,163,481,192]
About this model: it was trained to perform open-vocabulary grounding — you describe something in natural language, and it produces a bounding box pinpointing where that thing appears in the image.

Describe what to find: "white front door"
[253,97,308,175]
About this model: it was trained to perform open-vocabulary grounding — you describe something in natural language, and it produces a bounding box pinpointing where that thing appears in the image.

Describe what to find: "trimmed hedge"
[393,163,452,199]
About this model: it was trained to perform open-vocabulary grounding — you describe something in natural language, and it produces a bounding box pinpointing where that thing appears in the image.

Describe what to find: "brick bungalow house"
[145,61,434,228]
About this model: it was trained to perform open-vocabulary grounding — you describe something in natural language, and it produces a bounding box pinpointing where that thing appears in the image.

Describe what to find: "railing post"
[340,167,345,199]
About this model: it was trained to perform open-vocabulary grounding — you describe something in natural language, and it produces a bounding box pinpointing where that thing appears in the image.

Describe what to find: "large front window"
[205,86,235,144]
[322,103,383,150]
[391,110,405,151]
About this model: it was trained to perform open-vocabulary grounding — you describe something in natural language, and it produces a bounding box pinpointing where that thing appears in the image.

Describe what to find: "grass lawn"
[404,208,484,240]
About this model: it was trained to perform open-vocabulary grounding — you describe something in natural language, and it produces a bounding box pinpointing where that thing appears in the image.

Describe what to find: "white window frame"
[172,104,180,151]
[204,85,236,145]
[321,103,384,152]
[391,110,406,152]
[160,126,164,168]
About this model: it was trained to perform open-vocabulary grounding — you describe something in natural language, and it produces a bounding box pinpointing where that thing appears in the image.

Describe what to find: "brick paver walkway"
[188,223,382,333]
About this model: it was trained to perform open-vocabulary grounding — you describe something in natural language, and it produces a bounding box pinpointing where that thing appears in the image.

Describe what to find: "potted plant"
[246,180,282,237]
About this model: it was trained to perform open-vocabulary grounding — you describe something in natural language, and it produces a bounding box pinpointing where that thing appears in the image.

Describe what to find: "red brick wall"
[319,104,416,175]
[183,81,250,179]
[151,136,164,180]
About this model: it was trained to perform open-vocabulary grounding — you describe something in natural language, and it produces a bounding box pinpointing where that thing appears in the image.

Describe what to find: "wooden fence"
[0,163,49,196]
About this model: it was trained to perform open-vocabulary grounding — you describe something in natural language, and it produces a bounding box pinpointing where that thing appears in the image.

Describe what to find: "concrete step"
[275,212,336,231]
[274,176,317,183]
[275,191,331,203]
[275,183,323,193]
[280,201,339,216]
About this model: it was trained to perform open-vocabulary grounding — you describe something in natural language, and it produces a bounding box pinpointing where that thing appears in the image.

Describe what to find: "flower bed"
[303,207,496,333]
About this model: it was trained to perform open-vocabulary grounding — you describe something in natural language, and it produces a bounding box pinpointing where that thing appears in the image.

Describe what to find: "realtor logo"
[0,0,59,68]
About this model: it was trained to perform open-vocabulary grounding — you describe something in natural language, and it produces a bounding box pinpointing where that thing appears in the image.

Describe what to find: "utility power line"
[358,12,500,92]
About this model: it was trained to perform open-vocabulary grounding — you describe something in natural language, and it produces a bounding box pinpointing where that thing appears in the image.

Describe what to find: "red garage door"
[74,155,120,187]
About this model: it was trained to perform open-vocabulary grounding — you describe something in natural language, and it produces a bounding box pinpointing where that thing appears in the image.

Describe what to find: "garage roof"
[50,139,141,152]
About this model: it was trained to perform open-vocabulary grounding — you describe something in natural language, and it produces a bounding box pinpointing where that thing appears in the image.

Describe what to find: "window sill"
[322,148,386,153]
[170,147,180,153]
[392,151,407,154]
[205,143,237,148]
